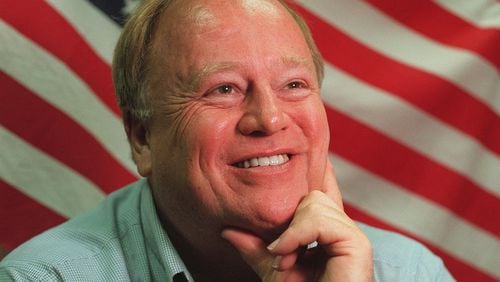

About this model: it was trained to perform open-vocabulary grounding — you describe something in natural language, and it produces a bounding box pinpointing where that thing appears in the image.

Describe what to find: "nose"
[237,86,288,136]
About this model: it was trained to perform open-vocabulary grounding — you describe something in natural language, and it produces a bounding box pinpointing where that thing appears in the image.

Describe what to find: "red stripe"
[366,0,500,69]
[0,245,8,259]
[0,180,67,250]
[0,71,137,193]
[325,106,500,236]
[344,203,497,282]
[0,0,120,116]
[291,2,500,156]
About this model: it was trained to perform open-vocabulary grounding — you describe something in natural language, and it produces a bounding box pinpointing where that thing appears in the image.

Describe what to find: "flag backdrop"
[0,0,499,280]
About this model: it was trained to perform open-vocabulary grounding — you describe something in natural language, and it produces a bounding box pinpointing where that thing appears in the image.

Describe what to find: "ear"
[124,113,152,177]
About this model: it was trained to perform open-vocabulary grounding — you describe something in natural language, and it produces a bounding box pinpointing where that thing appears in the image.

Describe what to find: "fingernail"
[220,230,228,240]
[267,238,280,250]
[272,256,282,269]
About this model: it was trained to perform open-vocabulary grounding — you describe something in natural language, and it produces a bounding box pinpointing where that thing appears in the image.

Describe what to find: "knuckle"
[299,202,322,216]
[309,190,325,199]
[297,202,318,218]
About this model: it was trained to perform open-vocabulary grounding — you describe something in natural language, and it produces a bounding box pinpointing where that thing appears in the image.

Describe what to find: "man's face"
[141,0,330,240]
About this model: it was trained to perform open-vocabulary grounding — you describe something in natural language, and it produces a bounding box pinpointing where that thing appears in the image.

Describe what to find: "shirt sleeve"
[359,222,456,281]
[414,245,455,282]
[0,262,62,282]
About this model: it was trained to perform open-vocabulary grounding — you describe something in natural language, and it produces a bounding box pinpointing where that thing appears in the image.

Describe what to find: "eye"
[287,81,306,89]
[216,84,234,94]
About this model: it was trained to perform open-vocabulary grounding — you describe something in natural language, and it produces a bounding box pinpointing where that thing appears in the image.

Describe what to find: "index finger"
[322,157,344,209]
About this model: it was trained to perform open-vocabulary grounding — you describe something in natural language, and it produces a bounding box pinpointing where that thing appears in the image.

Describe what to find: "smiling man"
[0,0,453,281]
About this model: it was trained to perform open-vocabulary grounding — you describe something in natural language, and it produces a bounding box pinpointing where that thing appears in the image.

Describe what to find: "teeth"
[235,154,290,168]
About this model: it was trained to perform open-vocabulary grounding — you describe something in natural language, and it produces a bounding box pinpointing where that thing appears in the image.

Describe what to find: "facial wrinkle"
[189,62,239,89]
[279,55,311,70]
[154,66,224,147]
[156,90,198,148]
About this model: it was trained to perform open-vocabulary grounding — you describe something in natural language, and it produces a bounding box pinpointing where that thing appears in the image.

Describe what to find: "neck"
[161,215,259,282]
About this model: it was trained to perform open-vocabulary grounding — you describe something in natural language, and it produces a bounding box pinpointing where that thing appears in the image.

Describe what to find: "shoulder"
[0,180,147,281]
[358,223,455,281]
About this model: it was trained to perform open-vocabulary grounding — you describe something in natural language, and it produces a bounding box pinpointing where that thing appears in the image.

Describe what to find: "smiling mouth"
[233,154,290,168]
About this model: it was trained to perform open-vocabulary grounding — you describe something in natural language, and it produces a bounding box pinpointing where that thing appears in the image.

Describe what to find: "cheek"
[309,102,330,164]
[315,109,330,152]
[292,100,330,186]
[294,99,330,147]
[184,110,235,159]
[181,110,239,214]
[148,103,207,180]
[151,107,238,212]
[179,109,237,192]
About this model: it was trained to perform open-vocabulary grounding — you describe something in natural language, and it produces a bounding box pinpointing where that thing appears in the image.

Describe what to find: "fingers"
[267,191,366,258]
[267,190,373,279]
[221,228,300,274]
[270,253,299,271]
[223,189,372,281]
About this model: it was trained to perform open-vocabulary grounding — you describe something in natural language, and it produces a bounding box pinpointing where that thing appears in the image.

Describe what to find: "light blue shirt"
[0,179,454,281]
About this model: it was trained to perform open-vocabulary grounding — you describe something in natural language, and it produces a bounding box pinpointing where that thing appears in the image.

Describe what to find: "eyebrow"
[182,56,313,92]
[181,62,238,93]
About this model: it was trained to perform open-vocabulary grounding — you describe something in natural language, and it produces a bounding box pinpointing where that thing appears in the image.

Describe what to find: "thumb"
[221,228,274,276]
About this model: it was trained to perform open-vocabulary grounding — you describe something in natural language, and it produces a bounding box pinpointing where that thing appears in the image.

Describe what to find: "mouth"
[232,154,291,168]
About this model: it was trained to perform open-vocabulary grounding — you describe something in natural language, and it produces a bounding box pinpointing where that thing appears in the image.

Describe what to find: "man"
[0,0,453,281]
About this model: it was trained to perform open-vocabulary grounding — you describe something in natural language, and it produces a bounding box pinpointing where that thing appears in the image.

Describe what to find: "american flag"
[0,0,498,280]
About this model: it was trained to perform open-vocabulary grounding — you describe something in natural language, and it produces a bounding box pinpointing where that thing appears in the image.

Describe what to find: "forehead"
[187,0,282,25]
[158,0,296,42]
[172,0,283,21]
[150,0,313,79]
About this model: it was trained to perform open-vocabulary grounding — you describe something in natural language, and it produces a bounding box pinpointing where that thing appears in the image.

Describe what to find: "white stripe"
[0,126,105,218]
[297,0,500,113]
[434,0,500,28]
[45,0,122,64]
[331,154,500,278]
[322,64,500,197]
[0,20,137,175]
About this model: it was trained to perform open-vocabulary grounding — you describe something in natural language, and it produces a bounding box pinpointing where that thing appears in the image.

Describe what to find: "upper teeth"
[236,154,290,168]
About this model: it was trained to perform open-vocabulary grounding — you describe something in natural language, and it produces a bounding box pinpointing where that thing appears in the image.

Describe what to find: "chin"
[246,196,300,242]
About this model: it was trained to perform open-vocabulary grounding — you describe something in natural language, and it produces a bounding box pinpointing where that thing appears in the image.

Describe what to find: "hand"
[222,161,373,281]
